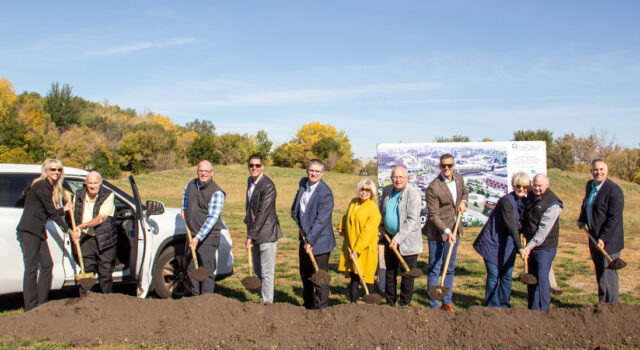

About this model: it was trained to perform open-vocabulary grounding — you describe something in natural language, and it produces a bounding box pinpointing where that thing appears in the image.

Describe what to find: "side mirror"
[146,200,165,216]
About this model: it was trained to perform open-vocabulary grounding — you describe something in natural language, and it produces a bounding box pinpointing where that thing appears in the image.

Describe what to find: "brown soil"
[1,293,639,349]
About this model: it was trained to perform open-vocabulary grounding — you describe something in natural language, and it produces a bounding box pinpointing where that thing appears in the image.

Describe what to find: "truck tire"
[152,245,191,299]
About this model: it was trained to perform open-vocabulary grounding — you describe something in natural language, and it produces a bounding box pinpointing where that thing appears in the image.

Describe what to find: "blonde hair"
[355,178,377,202]
[33,159,65,208]
[511,171,531,188]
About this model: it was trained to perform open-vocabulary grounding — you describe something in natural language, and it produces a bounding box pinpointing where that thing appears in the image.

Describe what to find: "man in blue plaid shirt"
[181,160,226,295]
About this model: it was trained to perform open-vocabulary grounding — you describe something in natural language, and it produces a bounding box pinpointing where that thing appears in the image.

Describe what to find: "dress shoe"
[442,304,455,312]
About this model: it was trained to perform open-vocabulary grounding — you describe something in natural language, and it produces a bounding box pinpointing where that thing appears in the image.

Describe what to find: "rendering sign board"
[377,141,547,227]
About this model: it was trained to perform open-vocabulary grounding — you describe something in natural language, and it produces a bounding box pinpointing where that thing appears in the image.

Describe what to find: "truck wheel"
[152,245,191,298]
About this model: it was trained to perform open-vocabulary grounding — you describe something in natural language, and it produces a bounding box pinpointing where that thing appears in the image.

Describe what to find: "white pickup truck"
[0,164,233,299]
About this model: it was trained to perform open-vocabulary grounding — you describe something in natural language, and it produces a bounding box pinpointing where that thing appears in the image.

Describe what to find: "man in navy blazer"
[578,159,624,303]
[291,159,335,309]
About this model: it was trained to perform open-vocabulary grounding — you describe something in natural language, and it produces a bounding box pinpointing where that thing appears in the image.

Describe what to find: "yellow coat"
[337,198,382,284]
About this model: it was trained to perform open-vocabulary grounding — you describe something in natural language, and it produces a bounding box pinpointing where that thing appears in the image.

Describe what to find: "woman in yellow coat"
[337,178,382,303]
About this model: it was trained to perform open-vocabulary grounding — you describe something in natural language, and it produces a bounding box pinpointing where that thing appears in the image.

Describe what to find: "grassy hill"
[111,165,640,308]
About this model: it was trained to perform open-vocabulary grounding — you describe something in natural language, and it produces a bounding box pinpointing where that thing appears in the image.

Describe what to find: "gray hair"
[511,172,531,187]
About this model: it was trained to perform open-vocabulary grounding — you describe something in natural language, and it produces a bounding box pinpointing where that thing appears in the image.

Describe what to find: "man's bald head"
[391,166,409,191]
[197,160,214,184]
[532,173,549,197]
[85,171,103,198]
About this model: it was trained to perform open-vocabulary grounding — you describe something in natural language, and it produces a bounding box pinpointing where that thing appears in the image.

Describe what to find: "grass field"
[108,165,640,309]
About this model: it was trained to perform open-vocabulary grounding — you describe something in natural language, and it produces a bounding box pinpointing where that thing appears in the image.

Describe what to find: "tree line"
[0,78,370,178]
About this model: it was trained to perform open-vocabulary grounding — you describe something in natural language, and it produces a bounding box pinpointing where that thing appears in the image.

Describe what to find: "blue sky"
[2,1,639,157]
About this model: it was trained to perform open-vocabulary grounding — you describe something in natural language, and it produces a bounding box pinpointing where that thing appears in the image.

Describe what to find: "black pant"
[299,242,330,309]
[384,246,417,306]
[78,235,117,295]
[589,243,620,303]
[18,230,53,311]
[349,273,374,303]
[186,233,219,296]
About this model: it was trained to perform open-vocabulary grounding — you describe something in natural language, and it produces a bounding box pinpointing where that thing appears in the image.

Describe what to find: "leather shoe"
[442,304,455,312]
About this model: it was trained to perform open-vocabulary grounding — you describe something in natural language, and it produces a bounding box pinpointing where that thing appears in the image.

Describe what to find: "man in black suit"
[578,159,624,303]
[291,159,335,309]
[244,154,283,303]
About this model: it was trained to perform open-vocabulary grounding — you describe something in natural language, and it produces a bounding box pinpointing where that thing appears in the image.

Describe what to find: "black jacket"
[244,175,283,244]
[16,179,69,239]
[578,178,624,254]
[74,186,118,251]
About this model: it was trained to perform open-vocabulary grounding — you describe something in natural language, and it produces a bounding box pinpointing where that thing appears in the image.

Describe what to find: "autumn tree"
[45,82,82,130]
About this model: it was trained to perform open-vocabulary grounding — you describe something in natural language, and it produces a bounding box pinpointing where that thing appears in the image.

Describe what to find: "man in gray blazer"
[424,153,468,311]
[379,166,423,306]
[244,154,283,303]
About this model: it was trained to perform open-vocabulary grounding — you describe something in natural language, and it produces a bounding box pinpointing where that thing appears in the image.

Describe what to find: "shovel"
[518,236,538,285]
[241,245,262,292]
[300,231,331,286]
[429,210,462,300]
[343,232,383,304]
[584,224,627,270]
[185,225,210,282]
[68,199,96,291]
[383,233,423,278]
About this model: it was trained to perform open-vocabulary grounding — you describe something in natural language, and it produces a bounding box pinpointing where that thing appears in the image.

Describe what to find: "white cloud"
[85,37,196,56]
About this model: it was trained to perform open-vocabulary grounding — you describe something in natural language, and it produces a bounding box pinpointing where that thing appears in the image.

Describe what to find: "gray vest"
[186,178,224,238]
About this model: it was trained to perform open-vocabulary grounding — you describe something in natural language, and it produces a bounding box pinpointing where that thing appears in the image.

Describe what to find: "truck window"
[0,174,38,208]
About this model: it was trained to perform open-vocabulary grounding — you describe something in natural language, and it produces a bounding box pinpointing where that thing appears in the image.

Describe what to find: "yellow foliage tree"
[0,78,17,119]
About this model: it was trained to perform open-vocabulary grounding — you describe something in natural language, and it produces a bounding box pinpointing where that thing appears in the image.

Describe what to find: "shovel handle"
[67,196,87,274]
[300,230,320,272]
[247,246,254,276]
[383,233,411,272]
[583,225,613,263]
[439,211,462,286]
[521,235,530,274]
[185,225,200,270]
[348,248,370,295]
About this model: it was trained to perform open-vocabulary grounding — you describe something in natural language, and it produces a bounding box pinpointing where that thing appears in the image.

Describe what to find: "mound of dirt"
[1,293,639,349]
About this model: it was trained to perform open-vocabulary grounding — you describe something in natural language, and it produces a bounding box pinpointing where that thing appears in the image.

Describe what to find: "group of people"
[17,159,119,311]
[17,154,625,312]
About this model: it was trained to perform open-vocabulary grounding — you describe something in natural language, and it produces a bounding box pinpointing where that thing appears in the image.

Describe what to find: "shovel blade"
[188,267,210,282]
[607,258,627,270]
[75,273,96,290]
[310,270,331,286]
[428,286,450,300]
[362,293,383,304]
[400,269,424,278]
[519,273,538,285]
[241,276,262,292]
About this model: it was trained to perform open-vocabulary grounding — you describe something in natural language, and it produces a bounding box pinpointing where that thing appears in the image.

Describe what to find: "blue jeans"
[484,257,515,308]
[527,247,557,311]
[427,238,459,308]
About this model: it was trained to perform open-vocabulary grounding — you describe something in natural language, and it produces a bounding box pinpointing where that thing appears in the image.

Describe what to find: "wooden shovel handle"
[383,233,410,272]
[439,211,462,285]
[67,196,86,274]
[300,231,320,272]
[348,247,369,295]
[185,225,200,269]
[247,246,254,276]
[521,235,529,274]
[584,224,613,263]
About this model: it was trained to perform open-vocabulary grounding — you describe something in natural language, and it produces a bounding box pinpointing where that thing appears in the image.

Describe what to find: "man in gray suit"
[424,153,468,312]
[244,154,283,303]
[379,166,423,306]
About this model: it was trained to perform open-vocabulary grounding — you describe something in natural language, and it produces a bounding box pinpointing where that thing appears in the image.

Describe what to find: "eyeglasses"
[515,185,529,190]
[49,168,63,173]
[359,188,372,192]
[197,169,212,174]
[439,164,454,169]
[248,163,262,168]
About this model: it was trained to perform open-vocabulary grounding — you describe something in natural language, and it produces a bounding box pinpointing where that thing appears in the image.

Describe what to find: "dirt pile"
[0,293,638,349]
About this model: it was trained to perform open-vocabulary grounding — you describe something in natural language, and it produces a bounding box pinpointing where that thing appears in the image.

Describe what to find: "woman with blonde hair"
[337,178,382,303]
[16,159,72,311]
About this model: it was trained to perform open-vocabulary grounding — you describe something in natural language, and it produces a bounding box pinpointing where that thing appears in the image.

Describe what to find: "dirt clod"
[1,293,639,349]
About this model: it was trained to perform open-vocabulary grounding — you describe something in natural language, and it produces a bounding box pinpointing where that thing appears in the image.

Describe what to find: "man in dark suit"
[577,159,624,303]
[244,154,283,303]
[291,159,335,309]
[424,153,468,312]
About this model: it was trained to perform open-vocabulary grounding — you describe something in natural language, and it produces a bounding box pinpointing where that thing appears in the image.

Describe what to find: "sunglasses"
[439,164,454,169]
[515,185,529,190]
[49,168,63,173]
[248,163,262,168]
[359,188,372,192]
